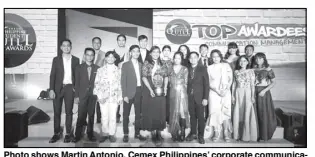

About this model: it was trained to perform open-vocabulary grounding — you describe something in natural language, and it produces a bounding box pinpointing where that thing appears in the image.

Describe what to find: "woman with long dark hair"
[253,52,277,141]
[168,52,190,142]
[224,42,240,71]
[177,45,191,67]
[141,46,171,146]
[232,55,258,142]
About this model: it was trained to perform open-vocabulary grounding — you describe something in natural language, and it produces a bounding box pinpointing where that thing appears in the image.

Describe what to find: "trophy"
[152,74,164,96]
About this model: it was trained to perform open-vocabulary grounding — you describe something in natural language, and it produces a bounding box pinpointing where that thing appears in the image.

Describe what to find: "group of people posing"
[48,34,277,146]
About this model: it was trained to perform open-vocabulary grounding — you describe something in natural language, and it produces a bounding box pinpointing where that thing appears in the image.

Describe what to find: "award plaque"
[152,74,164,96]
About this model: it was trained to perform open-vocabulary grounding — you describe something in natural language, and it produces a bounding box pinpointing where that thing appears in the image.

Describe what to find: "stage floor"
[5,99,303,147]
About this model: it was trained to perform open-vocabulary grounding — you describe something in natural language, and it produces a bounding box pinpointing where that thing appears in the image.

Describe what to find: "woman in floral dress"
[141,46,171,146]
[232,55,258,142]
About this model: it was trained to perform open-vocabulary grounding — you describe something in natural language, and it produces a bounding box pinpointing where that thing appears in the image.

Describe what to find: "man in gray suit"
[82,37,105,123]
[121,45,147,142]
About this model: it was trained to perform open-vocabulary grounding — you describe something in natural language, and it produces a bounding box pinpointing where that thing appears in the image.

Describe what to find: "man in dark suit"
[138,35,151,63]
[49,39,80,143]
[197,44,210,121]
[121,45,147,142]
[82,37,105,123]
[244,44,256,68]
[186,51,210,144]
[73,48,99,143]
[198,44,210,67]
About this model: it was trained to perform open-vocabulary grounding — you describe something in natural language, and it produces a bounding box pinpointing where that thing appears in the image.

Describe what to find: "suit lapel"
[192,66,200,83]
[198,58,208,66]
[90,64,97,84]
[139,62,142,78]
[145,49,150,61]
[59,56,64,81]
[95,52,101,66]
[71,55,76,83]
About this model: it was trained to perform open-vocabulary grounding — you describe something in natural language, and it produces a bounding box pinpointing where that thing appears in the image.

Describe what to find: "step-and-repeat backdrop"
[153,9,306,102]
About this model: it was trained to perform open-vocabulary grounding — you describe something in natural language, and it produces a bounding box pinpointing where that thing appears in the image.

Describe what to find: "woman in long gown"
[168,52,190,142]
[141,46,171,146]
[206,49,233,142]
[232,55,258,142]
[253,52,277,141]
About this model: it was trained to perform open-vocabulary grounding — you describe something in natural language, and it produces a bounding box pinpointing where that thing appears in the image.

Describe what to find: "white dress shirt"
[132,59,141,86]
[140,48,147,61]
[63,55,72,84]
[94,49,100,64]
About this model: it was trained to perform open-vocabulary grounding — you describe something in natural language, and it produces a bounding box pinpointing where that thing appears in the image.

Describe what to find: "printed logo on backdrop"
[165,19,192,44]
[5,13,37,68]
[164,20,306,46]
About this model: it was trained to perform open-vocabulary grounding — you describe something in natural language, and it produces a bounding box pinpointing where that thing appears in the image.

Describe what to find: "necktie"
[190,67,195,80]
[87,66,91,80]
[204,59,207,67]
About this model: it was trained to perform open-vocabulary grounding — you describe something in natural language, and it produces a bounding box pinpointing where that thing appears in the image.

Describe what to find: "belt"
[62,84,72,87]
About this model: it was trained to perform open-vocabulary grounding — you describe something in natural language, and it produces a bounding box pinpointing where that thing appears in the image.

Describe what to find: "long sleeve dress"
[168,66,190,135]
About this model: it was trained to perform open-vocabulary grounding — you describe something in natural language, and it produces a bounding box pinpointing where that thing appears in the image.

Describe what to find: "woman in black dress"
[141,46,171,145]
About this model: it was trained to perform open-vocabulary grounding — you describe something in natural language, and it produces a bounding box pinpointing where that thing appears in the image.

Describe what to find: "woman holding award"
[141,46,170,146]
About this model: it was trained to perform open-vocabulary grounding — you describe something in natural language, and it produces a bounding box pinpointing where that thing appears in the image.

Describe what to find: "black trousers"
[53,84,74,134]
[117,105,121,121]
[123,87,142,135]
[188,95,205,137]
[166,85,171,124]
[96,102,101,121]
[75,94,97,137]
[205,104,209,120]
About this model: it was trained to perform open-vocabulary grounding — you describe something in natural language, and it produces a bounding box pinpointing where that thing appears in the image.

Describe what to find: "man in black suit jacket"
[121,45,147,142]
[198,44,210,67]
[138,35,151,63]
[198,44,210,121]
[73,48,99,143]
[49,39,80,143]
[186,51,210,144]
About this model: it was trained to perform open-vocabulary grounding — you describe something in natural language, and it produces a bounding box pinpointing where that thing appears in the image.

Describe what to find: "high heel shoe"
[224,130,232,142]
[179,118,186,142]
[213,130,221,142]
[208,126,214,141]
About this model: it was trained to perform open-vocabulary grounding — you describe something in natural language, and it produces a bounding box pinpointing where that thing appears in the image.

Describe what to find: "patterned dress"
[254,68,277,141]
[168,66,190,135]
[233,69,258,141]
[141,60,170,131]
